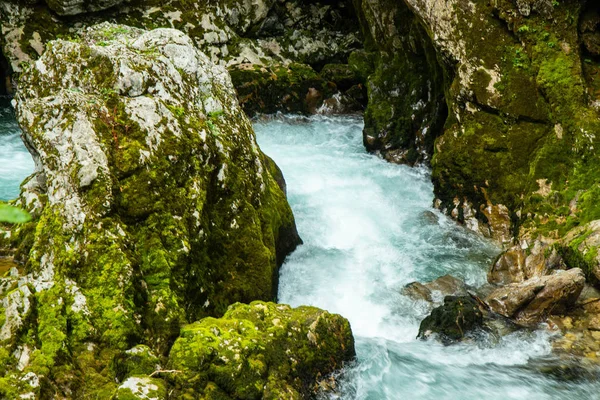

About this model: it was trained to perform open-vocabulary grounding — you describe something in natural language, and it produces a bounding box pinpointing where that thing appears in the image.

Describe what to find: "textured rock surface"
[0,0,363,114]
[403,274,469,305]
[0,23,302,398]
[168,301,355,399]
[486,269,585,325]
[347,0,600,246]
[418,296,484,344]
[45,0,125,16]
[352,0,446,165]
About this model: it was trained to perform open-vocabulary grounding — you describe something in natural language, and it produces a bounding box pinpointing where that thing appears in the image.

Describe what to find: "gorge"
[1,0,600,399]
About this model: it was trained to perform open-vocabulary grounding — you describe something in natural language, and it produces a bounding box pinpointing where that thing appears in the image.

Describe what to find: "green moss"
[556,245,598,285]
[3,24,302,396]
[168,301,354,399]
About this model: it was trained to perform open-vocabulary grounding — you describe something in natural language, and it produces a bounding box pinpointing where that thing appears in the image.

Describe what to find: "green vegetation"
[0,204,31,224]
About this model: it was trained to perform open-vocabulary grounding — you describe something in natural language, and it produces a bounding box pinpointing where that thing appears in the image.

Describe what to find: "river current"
[1,107,598,398]
[254,115,599,400]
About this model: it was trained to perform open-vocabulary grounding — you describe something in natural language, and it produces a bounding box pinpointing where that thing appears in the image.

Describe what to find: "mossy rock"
[168,301,355,399]
[353,0,447,165]
[229,62,336,116]
[418,296,484,344]
[114,376,167,400]
[1,23,301,397]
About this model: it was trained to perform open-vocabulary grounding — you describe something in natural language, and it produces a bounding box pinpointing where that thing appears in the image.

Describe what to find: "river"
[254,115,598,400]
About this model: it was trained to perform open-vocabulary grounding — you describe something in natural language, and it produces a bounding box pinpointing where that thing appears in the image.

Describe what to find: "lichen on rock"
[0,22,302,397]
[168,301,355,399]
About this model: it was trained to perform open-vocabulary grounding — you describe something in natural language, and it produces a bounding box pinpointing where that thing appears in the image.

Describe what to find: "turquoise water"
[254,116,599,400]
[0,101,34,201]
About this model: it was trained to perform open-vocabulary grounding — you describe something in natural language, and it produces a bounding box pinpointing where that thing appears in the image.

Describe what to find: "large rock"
[488,240,565,285]
[417,295,484,344]
[403,274,469,305]
[352,0,446,165]
[486,269,585,326]
[1,23,301,397]
[351,0,600,244]
[168,301,355,399]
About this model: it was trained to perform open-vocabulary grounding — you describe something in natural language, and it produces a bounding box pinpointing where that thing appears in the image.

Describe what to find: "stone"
[486,269,585,326]
[403,274,469,305]
[418,296,484,344]
[488,240,560,285]
[167,301,355,399]
[112,345,161,381]
[0,0,362,115]
[3,23,301,397]
[115,377,167,400]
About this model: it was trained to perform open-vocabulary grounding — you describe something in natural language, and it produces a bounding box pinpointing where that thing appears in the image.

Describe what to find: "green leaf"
[0,204,32,224]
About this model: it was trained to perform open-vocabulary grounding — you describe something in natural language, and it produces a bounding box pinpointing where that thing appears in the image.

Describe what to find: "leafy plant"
[0,204,31,224]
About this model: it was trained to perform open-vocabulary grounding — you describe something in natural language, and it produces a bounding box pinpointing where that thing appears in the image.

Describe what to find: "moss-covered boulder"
[168,301,355,399]
[1,23,301,398]
[351,0,600,245]
[418,296,484,344]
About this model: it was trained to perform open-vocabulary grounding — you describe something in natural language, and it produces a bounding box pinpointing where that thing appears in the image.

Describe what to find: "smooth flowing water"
[254,116,599,400]
[0,100,34,201]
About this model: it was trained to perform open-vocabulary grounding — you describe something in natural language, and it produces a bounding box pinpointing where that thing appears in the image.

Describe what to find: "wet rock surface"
[487,269,585,326]
[418,296,484,344]
[403,274,469,305]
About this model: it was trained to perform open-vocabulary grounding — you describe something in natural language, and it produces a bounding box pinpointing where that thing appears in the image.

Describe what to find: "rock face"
[45,0,125,16]
[486,269,585,326]
[352,0,446,165]
[168,301,355,399]
[0,0,364,115]
[0,23,303,398]
[349,0,600,245]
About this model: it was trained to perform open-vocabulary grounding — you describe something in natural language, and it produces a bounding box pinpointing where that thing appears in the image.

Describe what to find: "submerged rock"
[418,296,484,344]
[486,269,585,326]
[168,301,355,399]
[2,23,302,397]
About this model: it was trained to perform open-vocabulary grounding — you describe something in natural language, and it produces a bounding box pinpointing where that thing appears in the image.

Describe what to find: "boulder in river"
[486,269,585,326]
[418,295,484,344]
[2,23,303,397]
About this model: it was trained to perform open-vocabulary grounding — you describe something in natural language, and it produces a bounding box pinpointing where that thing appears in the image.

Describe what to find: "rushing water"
[255,116,600,400]
[0,100,34,201]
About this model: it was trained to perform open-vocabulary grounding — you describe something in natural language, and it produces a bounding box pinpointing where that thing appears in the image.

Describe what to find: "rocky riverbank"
[1,0,600,398]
